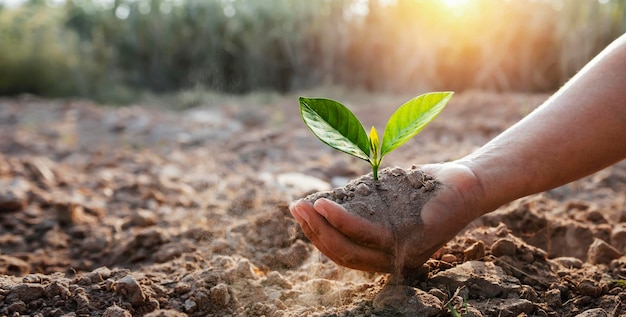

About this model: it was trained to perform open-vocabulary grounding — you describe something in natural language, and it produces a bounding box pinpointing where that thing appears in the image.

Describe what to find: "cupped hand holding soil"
[290,162,485,279]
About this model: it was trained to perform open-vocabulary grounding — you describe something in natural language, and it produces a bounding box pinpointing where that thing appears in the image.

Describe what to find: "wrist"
[451,159,505,218]
[422,161,490,223]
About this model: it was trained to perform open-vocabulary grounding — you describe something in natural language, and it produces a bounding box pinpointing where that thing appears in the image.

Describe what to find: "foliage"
[63,0,329,94]
[299,92,453,180]
[0,0,625,103]
[0,5,81,97]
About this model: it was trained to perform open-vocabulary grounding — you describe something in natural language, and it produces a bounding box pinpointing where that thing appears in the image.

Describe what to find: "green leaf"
[381,92,453,157]
[299,97,370,162]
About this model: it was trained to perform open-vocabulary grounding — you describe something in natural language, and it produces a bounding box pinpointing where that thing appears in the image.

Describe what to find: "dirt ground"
[1,91,625,317]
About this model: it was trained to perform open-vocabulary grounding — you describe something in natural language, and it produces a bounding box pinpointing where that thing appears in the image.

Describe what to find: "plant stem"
[372,165,379,181]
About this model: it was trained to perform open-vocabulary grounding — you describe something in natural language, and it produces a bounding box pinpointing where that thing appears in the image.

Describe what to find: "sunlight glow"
[441,0,470,8]
[440,0,471,15]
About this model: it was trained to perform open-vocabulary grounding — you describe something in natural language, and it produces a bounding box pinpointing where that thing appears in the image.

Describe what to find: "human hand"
[289,162,486,273]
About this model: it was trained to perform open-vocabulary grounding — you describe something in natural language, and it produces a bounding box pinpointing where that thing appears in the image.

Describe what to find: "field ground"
[1,91,625,316]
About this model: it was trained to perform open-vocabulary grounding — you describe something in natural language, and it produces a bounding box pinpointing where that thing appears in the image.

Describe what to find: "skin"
[289,33,626,273]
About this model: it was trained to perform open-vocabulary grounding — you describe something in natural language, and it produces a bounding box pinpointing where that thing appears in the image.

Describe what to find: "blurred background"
[0,0,625,104]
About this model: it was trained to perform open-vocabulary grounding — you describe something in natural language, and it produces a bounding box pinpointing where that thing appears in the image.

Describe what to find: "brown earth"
[0,91,625,316]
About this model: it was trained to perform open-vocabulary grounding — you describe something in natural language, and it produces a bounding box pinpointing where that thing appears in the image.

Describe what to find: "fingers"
[313,199,395,250]
[290,200,394,272]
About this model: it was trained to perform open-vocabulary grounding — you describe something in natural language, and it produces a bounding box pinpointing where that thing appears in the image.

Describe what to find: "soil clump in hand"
[304,166,439,283]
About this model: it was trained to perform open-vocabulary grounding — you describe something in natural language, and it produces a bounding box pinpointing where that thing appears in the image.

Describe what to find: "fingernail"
[294,206,309,222]
[315,200,328,218]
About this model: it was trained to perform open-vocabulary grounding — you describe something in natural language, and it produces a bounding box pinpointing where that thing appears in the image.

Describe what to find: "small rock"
[406,169,426,189]
[355,183,372,196]
[464,241,485,260]
[373,284,441,316]
[587,238,621,264]
[44,281,71,299]
[22,274,44,283]
[574,308,608,317]
[389,167,406,177]
[209,283,231,307]
[112,275,146,306]
[441,253,457,263]
[103,304,132,317]
[333,188,347,200]
[576,279,605,297]
[6,283,45,302]
[551,257,583,269]
[491,238,516,257]
[430,261,520,298]
[423,180,436,192]
[84,267,113,283]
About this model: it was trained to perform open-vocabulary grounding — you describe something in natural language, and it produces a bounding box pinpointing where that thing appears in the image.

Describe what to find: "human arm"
[458,33,626,214]
[290,33,626,273]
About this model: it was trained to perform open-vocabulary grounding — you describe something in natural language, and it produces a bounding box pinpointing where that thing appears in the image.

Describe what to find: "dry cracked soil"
[0,91,625,317]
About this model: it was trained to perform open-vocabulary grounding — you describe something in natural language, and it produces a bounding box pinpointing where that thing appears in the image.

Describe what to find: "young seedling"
[299,92,453,180]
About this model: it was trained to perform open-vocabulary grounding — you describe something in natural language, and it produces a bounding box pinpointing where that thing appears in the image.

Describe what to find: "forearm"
[458,34,626,214]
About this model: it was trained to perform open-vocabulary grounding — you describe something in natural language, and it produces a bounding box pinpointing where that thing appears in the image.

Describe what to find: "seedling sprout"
[299,92,453,180]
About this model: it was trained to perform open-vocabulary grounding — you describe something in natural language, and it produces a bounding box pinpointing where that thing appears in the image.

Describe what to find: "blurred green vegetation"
[0,0,624,104]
